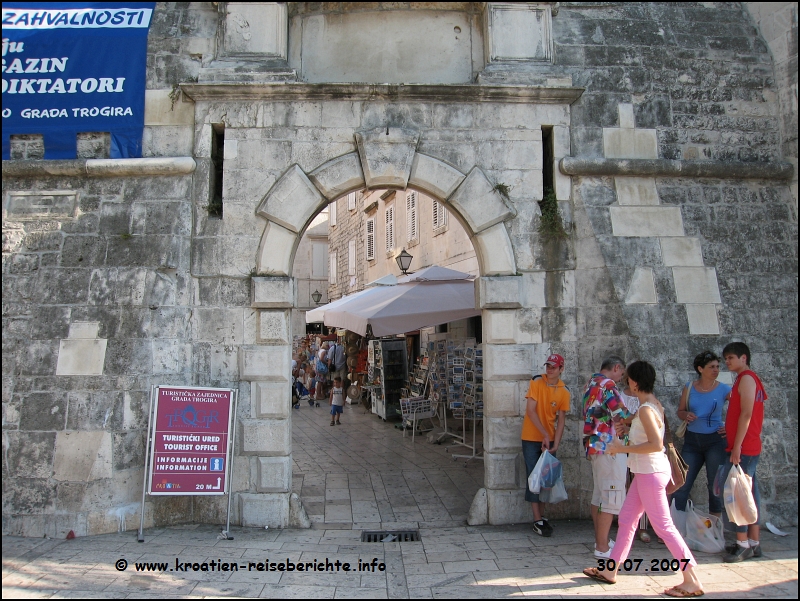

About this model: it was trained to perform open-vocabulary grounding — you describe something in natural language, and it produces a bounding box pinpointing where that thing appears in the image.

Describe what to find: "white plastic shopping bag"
[724,464,758,526]
[540,477,568,504]
[527,450,561,494]
[684,500,725,553]
[670,498,687,538]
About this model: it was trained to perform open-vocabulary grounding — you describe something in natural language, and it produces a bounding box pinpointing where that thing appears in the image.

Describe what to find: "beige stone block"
[307,152,365,201]
[256,221,296,278]
[253,381,291,419]
[488,3,552,61]
[152,340,192,374]
[673,267,722,304]
[614,176,660,205]
[476,276,522,309]
[448,167,516,234]
[717,372,734,386]
[69,322,99,338]
[553,125,571,202]
[239,492,289,528]
[257,310,290,344]
[239,345,290,381]
[625,267,658,304]
[609,206,684,237]
[195,124,212,158]
[473,224,517,276]
[483,310,517,344]
[223,2,287,58]
[239,418,291,455]
[56,339,107,376]
[256,164,327,234]
[409,153,465,201]
[194,308,244,344]
[685,304,720,335]
[251,276,295,309]
[487,488,534,525]
[485,453,520,490]
[484,416,523,453]
[53,432,112,482]
[660,237,704,267]
[603,128,658,159]
[618,103,635,128]
[521,272,547,308]
[144,89,195,126]
[257,456,291,493]
[515,307,543,344]
[483,380,522,417]
[355,127,418,189]
[484,345,535,381]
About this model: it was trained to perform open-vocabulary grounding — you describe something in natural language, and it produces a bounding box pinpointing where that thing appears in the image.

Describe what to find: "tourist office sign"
[139,385,238,541]
[147,386,235,496]
[2,2,155,159]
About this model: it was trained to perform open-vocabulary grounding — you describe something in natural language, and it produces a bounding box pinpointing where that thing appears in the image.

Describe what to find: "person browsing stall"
[522,354,571,537]
[583,361,704,598]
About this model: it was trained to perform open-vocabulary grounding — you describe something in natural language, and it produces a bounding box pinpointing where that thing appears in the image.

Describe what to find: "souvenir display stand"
[450,344,484,462]
[367,338,408,420]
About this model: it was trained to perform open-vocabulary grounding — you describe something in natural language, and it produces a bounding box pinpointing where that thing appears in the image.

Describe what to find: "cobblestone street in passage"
[291,399,484,526]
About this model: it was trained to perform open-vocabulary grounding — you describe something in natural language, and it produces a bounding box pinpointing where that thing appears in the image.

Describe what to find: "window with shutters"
[385,204,394,253]
[365,217,375,261]
[348,239,356,275]
[347,192,356,211]
[312,242,328,278]
[406,191,418,243]
[329,251,337,284]
[432,200,448,233]
[330,200,337,227]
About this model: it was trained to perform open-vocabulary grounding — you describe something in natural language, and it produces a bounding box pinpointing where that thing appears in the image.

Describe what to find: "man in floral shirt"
[582,356,630,558]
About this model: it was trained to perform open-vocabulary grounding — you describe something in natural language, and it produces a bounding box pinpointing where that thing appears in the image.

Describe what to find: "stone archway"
[239,126,539,528]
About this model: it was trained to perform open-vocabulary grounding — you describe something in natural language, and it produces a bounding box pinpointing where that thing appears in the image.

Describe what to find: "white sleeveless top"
[627,402,670,474]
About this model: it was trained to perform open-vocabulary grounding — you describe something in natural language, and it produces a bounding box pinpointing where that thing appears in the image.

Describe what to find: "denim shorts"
[522,440,554,503]
[330,404,343,415]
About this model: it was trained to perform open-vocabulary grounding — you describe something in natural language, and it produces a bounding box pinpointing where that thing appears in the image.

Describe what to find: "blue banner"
[2,2,155,160]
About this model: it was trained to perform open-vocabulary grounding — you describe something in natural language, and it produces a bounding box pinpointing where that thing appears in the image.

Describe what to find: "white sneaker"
[594,546,613,559]
[594,539,615,549]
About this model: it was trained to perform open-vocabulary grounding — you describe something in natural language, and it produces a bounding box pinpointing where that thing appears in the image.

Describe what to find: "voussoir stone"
[256,164,327,233]
[355,126,419,189]
[448,167,516,234]
[307,152,366,201]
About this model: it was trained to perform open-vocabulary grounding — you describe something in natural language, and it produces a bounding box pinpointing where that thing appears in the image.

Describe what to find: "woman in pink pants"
[583,361,704,598]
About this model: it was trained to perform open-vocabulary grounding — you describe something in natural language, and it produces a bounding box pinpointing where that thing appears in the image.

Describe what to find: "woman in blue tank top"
[673,350,731,516]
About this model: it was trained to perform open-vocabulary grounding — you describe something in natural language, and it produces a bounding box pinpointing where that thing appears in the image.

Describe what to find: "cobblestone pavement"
[2,521,796,598]
[291,398,484,526]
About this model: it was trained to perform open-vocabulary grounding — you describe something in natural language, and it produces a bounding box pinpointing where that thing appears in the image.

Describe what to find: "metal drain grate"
[361,530,421,543]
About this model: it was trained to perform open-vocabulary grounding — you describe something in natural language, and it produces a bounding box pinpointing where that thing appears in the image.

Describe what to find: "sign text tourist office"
[2,2,155,159]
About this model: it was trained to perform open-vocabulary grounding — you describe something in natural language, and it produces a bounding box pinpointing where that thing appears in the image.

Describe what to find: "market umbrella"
[322,277,479,337]
[305,274,399,323]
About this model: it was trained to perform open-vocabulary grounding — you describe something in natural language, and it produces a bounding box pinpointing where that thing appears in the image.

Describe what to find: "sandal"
[582,567,616,584]
[330,420,336,426]
[638,530,651,543]
[664,586,704,597]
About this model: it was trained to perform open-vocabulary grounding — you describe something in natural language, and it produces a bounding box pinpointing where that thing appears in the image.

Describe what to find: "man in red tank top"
[721,341,767,563]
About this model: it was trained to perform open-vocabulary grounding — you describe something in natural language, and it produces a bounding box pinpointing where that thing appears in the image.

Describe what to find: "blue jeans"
[522,440,555,503]
[672,431,727,514]
[722,453,760,533]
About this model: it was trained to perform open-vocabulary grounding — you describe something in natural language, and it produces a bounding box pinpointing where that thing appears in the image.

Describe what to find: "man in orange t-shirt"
[522,354,571,537]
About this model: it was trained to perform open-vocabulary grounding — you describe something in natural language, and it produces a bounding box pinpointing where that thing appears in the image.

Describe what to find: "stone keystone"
[448,167,517,234]
[256,164,327,233]
[355,126,419,189]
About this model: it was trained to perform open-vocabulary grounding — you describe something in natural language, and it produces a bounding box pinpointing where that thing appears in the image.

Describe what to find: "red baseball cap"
[544,354,565,368]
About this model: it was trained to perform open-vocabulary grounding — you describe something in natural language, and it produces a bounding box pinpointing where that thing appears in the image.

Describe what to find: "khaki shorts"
[590,453,628,515]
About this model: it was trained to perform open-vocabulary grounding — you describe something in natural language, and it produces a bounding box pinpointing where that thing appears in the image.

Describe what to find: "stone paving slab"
[3,520,796,598]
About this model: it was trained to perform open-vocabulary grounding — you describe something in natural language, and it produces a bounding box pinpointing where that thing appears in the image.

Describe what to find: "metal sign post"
[138,385,237,542]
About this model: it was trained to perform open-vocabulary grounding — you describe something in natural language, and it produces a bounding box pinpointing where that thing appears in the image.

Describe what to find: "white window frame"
[348,239,356,276]
[406,191,418,243]
[330,200,337,227]
[432,200,447,232]
[385,204,394,254]
[329,251,337,284]
[347,192,356,211]
[365,217,375,261]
